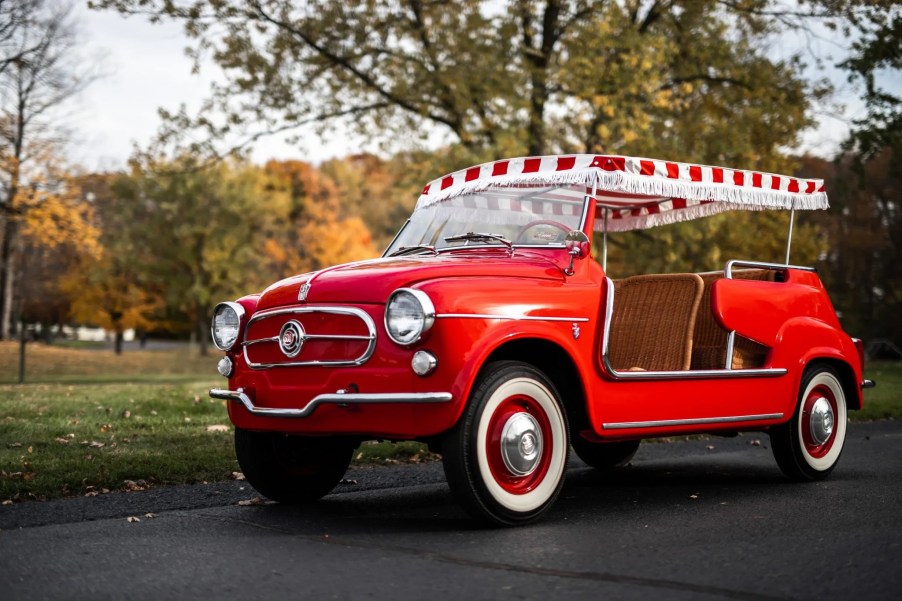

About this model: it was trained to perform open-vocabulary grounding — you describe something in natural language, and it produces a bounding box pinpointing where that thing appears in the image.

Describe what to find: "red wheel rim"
[484,395,553,494]
[801,384,838,458]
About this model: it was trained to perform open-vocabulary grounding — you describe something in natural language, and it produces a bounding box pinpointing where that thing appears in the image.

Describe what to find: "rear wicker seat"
[691,269,774,370]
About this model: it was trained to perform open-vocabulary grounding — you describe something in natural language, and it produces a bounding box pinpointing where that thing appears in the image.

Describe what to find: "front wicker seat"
[608,273,705,372]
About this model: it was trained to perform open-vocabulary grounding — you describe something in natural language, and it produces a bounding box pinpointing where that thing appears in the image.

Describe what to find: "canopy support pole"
[785,202,795,264]
[602,209,609,271]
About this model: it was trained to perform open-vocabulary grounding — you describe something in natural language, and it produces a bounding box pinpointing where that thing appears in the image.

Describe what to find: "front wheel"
[770,365,848,481]
[442,361,569,526]
[235,429,355,503]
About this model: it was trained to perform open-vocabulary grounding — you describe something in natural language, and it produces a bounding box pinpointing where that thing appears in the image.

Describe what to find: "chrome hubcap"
[809,397,834,445]
[500,412,543,476]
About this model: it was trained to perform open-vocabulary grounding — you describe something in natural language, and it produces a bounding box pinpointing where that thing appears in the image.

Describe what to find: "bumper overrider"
[209,387,453,418]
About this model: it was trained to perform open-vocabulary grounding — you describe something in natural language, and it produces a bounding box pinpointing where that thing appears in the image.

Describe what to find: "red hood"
[256,250,566,310]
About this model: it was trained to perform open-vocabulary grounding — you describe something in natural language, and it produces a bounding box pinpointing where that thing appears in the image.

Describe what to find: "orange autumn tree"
[262,160,376,275]
[17,166,103,338]
[56,174,160,354]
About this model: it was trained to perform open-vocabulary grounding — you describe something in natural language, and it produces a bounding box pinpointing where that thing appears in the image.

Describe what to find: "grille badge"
[278,320,305,358]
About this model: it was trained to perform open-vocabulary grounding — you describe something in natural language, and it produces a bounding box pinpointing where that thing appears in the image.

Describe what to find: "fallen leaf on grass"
[121,410,131,419]
[238,497,266,506]
[126,516,141,523]
[228,472,245,481]
[2,500,12,506]
[54,437,70,445]
[7,442,21,448]
[206,425,229,432]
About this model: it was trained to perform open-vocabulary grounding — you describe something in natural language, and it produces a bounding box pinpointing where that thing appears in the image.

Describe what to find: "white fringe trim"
[418,169,827,213]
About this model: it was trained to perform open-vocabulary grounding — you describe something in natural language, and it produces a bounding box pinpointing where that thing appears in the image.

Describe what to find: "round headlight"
[385,289,435,345]
[211,302,245,351]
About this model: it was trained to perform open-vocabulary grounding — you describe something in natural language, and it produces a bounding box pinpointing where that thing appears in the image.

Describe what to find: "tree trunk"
[196,304,209,357]
[114,329,124,355]
[0,217,18,340]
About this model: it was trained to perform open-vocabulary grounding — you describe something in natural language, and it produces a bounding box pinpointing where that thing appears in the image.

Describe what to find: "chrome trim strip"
[243,306,377,369]
[861,379,876,389]
[436,313,590,323]
[724,330,736,370]
[579,195,591,232]
[603,413,785,430]
[724,259,816,279]
[601,277,787,380]
[210,388,452,418]
[382,219,411,257]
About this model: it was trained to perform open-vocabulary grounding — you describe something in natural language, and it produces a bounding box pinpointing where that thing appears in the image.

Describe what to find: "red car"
[210,154,873,525]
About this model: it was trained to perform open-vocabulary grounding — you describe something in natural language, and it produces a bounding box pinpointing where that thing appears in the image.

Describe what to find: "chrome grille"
[242,306,377,369]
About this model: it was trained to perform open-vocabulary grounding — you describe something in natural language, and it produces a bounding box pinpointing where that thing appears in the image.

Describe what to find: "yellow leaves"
[20,190,101,259]
[299,215,375,269]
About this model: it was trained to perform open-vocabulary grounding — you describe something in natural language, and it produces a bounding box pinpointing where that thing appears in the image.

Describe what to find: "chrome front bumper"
[209,388,453,418]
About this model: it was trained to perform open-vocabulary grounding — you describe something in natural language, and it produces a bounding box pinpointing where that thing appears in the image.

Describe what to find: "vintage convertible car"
[210,154,874,525]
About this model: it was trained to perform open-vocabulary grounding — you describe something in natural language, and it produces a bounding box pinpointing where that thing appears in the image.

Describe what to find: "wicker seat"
[608,274,704,371]
[691,269,773,370]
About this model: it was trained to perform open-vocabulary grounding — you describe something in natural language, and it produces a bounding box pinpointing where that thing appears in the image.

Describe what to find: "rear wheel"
[572,438,640,470]
[235,429,355,503]
[442,361,569,526]
[770,365,847,481]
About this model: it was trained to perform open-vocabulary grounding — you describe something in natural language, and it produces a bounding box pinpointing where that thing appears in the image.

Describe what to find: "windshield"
[384,184,589,256]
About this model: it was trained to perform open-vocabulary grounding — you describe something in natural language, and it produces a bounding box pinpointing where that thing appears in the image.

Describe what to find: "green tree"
[111,158,276,356]
[93,0,828,164]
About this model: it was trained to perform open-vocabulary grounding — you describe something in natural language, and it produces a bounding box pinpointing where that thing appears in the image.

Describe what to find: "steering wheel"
[514,220,571,244]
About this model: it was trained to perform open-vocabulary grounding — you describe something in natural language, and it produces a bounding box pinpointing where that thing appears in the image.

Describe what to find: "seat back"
[608,273,704,371]
[691,269,773,370]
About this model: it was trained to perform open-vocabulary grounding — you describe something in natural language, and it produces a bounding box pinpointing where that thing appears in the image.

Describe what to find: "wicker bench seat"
[608,273,704,371]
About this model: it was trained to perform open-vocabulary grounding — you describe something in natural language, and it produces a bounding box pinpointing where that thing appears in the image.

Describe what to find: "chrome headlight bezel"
[211,302,246,351]
[384,288,435,346]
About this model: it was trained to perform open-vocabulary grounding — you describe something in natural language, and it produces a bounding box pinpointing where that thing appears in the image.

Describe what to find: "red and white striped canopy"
[416,155,828,232]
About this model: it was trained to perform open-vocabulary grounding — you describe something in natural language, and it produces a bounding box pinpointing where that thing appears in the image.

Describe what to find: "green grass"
[858,361,902,421]
[0,380,236,501]
[0,342,437,502]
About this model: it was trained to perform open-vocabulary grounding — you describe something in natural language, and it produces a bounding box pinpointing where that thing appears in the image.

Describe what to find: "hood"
[256,250,566,310]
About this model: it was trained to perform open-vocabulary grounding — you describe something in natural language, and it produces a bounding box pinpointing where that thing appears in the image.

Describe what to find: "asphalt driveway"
[1,421,900,600]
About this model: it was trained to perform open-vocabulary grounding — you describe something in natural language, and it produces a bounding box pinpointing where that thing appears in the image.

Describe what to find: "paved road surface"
[2,421,900,601]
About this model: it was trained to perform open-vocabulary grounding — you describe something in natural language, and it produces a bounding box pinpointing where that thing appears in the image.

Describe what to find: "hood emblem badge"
[279,320,305,358]
[572,323,581,340]
[298,282,311,302]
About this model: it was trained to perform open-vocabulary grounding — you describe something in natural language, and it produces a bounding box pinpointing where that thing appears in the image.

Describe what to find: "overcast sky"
[68,3,888,173]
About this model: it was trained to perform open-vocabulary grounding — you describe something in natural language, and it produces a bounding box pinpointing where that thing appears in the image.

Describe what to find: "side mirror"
[564,231,590,275]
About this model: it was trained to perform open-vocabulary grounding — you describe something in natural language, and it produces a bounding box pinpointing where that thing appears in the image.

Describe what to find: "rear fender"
[773,316,864,411]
